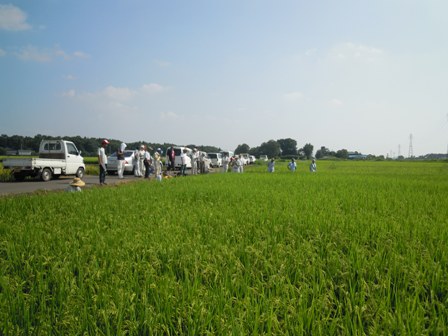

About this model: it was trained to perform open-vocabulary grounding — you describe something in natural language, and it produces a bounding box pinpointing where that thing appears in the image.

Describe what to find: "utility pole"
[408,134,413,158]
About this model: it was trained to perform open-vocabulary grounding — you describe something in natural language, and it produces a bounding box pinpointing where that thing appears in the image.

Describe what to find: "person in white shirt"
[180,149,188,176]
[191,148,199,175]
[154,148,163,180]
[143,146,152,178]
[288,158,297,172]
[222,154,229,173]
[238,155,244,173]
[138,145,146,177]
[310,159,317,172]
[133,149,142,177]
[117,142,127,179]
[98,139,109,185]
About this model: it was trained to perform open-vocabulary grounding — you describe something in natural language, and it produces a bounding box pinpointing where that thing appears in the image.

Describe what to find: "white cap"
[120,143,127,151]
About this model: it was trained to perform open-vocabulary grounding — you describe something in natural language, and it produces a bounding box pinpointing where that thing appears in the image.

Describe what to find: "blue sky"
[1,0,447,156]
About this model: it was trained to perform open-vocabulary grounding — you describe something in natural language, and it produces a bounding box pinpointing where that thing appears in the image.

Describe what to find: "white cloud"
[154,59,171,67]
[283,91,304,102]
[64,74,76,80]
[160,111,181,120]
[62,89,76,97]
[330,42,384,63]
[73,51,90,59]
[0,4,31,31]
[305,48,317,57]
[141,83,167,94]
[16,45,90,62]
[16,46,52,62]
[103,86,136,101]
[329,98,343,107]
[0,48,5,57]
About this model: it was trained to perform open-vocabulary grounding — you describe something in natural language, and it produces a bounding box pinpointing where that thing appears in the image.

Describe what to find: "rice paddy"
[1,161,447,335]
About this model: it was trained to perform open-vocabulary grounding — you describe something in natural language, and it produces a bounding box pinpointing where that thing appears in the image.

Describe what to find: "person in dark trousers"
[180,149,188,176]
[144,145,153,178]
[98,139,109,185]
[167,146,175,171]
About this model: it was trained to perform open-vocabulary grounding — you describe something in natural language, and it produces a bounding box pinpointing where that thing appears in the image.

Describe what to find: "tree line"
[1,134,384,160]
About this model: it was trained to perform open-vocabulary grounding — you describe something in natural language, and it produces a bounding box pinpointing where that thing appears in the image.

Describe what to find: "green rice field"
[1,161,447,335]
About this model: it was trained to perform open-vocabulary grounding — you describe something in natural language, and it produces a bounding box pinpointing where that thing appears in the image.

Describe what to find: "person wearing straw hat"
[66,177,85,192]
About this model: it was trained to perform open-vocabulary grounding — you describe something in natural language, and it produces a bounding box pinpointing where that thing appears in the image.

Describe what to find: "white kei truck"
[3,139,86,182]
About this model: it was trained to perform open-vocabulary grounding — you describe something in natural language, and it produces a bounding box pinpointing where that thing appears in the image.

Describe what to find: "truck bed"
[3,157,68,169]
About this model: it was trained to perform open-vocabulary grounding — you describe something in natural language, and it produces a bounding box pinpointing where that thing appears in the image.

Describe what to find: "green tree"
[277,138,297,156]
[315,146,330,159]
[235,143,250,154]
[335,149,349,159]
[301,143,314,160]
[259,140,281,158]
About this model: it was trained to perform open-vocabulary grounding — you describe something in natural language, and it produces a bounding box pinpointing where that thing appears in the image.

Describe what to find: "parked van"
[166,146,193,169]
[208,153,223,167]
[220,150,234,159]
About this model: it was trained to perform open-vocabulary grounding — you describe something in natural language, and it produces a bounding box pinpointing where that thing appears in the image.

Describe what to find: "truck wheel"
[76,167,85,178]
[40,168,52,182]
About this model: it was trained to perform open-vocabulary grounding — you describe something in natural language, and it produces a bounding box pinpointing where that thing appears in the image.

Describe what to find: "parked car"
[208,153,223,167]
[107,150,135,175]
[249,155,256,164]
[259,155,268,161]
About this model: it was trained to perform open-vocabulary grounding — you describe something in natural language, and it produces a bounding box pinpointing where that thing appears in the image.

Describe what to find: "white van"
[208,153,222,167]
[166,146,193,169]
[220,151,234,159]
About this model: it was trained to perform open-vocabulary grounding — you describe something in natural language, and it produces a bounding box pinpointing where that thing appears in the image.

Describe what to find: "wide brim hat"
[70,178,85,187]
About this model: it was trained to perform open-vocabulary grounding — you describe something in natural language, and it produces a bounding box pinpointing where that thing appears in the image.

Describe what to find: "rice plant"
[0,161,447,335]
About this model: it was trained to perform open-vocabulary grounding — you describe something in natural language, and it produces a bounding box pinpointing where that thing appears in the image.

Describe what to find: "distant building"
[348,152,367,160]
[18,150,32,156]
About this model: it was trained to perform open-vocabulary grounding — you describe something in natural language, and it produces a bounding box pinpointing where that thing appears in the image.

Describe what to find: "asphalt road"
[0,174,144,196]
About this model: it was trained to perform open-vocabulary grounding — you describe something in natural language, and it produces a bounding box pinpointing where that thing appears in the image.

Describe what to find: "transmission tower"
[398,144,401,159]
[408,134,413,158]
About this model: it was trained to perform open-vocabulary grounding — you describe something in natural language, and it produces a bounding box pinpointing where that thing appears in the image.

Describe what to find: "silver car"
[107,150,135,175]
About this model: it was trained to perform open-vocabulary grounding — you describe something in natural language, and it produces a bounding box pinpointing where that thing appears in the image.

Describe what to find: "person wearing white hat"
[138,145,146,177]
[117,142,127,179]
[191,148,199,175]
[154,148,162,180]
[98,139,109,185]
[133,148,142,177]
[66,177,85,192]
[222,153,229,173]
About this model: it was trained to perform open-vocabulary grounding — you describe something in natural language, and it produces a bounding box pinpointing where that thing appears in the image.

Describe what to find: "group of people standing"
[268,158,317,173]
[98,140,317,185]
[132,144,159,179]
[97,140,163,185]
